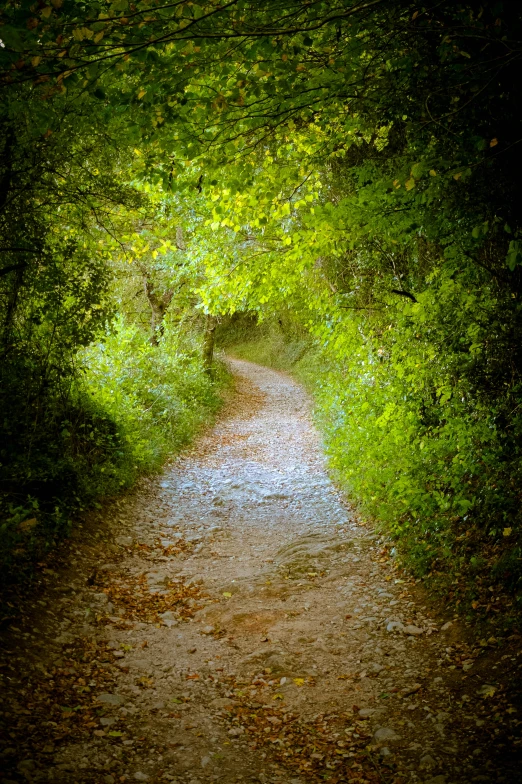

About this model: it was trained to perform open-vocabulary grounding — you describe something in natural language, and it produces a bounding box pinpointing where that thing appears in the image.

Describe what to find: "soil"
[1,359,521,784]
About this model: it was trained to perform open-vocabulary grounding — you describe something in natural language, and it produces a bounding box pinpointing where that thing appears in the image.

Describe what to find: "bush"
[226,303,522,626]
[83,317,225,477]
[0,317,226,583]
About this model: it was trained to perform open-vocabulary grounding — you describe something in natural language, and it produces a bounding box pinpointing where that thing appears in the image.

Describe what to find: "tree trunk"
[142,274,173,345]
[202,315,216,376]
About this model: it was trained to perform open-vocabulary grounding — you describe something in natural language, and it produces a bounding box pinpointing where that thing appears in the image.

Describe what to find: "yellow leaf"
[471,600,479,609]
[453,172,462,181]
[223,592,232,598]
[73,28,85,41]
[272,693,284,700]
[138,89,146,100]
[31,56,42,67]
[503,527,512,537]
[41,6,53,19]
[393,179,401,189]
[405,178,416,190]
[490,138,498,147]
[429,169,437,176]
[293,678,305,687]
[94,31,104,44]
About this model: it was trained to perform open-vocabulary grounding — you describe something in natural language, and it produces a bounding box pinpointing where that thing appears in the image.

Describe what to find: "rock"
[424,777,446,784]
[379,747,392,757]
[161,534,183,547]
[420,754,436,770]
[373,727,401,743]
[104,776,115,784]
[55,632,75,644]
[17,760,36,772]
[386,621,404,633]
[97,693,124,706]
[210,697,235,709]
[100,717,117,727]
[115,536,133,547]
[146,570,170,586]
[402,683,422,696]
[99,564,118,572]
[201,756,211,768]
[440,621,453,631]
[403,625,424,636]
[201,625,215,635]
[159,611,178,628]
[228,727,245,736]
[93,593,109,604]
[186,576,205,587]
[133,774,149,782]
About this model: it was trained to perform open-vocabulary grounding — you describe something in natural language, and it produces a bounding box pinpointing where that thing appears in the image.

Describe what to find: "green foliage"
[1,0,522,617]
[227,299,522,616]
[0,317,226,582]
[83,317,225,476]
[218,314,312,373]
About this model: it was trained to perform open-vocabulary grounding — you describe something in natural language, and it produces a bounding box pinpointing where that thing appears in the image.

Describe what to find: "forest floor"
[1,359,521,784]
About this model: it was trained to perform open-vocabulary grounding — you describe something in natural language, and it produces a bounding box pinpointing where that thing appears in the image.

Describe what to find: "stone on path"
[97,693,124,706]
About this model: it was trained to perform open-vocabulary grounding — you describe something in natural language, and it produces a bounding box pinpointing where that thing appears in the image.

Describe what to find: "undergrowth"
[0,319,227,585]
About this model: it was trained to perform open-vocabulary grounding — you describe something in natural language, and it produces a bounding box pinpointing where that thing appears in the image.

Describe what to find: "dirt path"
[1,359,520,784]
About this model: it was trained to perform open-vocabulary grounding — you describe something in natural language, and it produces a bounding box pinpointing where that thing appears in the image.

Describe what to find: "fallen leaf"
[18,517,38,532]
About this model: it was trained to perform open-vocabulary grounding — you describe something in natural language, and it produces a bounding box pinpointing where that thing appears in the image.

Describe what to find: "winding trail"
[1,360,520,784]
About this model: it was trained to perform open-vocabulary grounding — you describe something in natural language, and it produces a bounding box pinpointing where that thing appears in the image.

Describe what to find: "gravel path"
[1,359,520,784]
